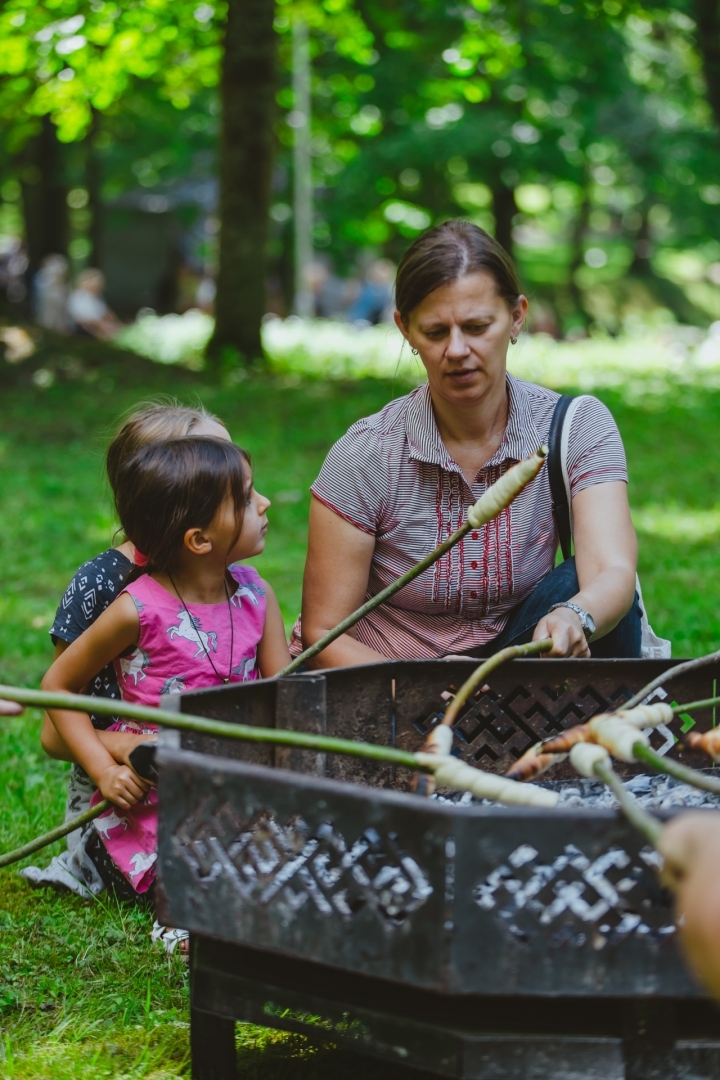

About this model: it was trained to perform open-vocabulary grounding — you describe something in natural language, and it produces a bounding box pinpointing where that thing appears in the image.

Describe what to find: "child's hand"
[97,763,151,809]
[108,732,157,769]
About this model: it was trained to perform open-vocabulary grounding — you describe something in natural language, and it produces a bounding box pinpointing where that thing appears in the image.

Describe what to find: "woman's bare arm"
[301,496,387,669]
[533,481,637,657]
[256,584,292,676]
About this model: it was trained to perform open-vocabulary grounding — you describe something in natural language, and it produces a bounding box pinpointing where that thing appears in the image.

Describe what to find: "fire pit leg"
[190,1005,236,1080]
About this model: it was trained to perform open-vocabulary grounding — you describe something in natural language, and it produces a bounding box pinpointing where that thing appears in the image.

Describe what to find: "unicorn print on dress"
[160,674,187,696]
[93,809,129,840]
[118,646,151,686]
[167,609,218,658]
[231,654,256,680]
[231,580,266,608]
[129,851,157,880]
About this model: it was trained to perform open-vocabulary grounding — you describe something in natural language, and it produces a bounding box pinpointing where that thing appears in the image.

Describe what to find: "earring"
[510,335,518,345]
[411,347,419,355]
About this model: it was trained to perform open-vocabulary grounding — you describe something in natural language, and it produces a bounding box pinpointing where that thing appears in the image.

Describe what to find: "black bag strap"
[547,394,574,561]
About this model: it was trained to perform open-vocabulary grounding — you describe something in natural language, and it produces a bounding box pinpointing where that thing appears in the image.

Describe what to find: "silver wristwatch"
[548,602,596,641]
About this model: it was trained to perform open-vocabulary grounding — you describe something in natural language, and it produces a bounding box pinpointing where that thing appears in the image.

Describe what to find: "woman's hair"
[394,219,522,323]
[115,437,249,581]
[106,400,226,495]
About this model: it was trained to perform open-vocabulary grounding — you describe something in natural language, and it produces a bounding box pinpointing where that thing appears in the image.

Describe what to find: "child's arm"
[257,584,292,677]
[41,593,150,809]
[41,715,154,770]
[41,639,152,768]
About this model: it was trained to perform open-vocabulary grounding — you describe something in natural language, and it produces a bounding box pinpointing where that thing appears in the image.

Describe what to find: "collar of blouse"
[405,375,544,476]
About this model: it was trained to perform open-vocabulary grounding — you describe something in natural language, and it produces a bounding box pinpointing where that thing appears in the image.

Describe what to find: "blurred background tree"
[0,0,719,360]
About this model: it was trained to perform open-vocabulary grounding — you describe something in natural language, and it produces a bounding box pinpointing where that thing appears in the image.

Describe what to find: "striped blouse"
[296,375,627,660]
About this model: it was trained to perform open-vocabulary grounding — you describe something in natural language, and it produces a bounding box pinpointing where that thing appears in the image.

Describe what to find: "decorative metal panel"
[174,799,433,928]
[473,840,674,949]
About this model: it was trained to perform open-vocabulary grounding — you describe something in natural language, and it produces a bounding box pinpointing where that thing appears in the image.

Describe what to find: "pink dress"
[90,564,267,893]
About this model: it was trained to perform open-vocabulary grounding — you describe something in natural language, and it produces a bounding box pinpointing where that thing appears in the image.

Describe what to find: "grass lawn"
[1,337,719,1076]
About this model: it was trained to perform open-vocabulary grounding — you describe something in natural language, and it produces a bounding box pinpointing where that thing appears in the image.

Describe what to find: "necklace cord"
[168,571,235,685]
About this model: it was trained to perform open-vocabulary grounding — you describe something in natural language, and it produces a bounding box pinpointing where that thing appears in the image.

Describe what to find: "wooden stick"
[0,800,111,869]
[0,685,426,771]
[0,684,555,868]
[440,639,553,730]
[619,651,720,713]
[633,743,720,796]
[279,447,548,675]
[593,759,663,848]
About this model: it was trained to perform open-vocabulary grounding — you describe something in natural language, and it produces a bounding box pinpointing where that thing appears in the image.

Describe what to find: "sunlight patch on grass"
[114,311,720,405]
[633,505,720,542]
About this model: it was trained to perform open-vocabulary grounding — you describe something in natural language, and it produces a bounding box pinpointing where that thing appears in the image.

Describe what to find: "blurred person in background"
[33,254,69,333]
[68,268,122,340]
[347,258,396,324]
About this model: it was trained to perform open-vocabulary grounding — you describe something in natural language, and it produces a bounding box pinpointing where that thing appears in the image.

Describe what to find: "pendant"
[223,677,230,684]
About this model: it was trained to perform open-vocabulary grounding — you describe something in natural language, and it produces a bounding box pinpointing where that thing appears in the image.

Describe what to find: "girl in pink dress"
[42,436,291,900]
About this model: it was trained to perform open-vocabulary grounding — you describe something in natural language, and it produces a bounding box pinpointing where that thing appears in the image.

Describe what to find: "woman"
[298,220,640,665]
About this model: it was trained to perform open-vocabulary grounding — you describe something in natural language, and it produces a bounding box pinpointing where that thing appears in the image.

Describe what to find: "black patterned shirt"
[50,548,133,730]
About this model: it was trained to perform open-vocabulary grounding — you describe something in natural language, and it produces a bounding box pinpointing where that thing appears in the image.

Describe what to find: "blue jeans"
[464,557,642,659]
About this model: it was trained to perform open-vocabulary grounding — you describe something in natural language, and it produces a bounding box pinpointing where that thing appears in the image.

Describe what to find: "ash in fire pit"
[434,773,720,810]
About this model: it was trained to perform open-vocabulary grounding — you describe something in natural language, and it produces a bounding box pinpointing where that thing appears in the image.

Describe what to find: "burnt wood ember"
[157,659,720,1079]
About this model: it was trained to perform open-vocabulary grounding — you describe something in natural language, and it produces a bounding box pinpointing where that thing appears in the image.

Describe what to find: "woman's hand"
[533,607,590,658]
[97,763,151,809]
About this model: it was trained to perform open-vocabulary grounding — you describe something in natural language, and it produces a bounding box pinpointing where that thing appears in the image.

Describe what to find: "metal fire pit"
[156,659,720,1080]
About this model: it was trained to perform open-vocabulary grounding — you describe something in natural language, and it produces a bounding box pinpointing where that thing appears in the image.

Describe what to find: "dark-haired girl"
[298,220,641,665]
[23,401,232,898]
[41,437,290,901]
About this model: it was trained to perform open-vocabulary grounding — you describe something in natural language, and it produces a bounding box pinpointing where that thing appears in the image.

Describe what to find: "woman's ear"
[183,527,213,556]
[394,309,411,341]
[511,294,529,338]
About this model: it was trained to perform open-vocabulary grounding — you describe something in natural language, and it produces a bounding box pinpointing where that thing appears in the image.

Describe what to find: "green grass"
[1,340,720,1075]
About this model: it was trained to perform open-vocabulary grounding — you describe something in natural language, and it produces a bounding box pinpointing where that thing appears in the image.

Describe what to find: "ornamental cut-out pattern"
[472,842,675,949]
[174,801,433,928]
[416,682,675,770]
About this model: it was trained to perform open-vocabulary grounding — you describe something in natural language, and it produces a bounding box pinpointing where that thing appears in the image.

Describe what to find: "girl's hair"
[115,437,249,582]
[394,219,522,323]
[106,401,225,495]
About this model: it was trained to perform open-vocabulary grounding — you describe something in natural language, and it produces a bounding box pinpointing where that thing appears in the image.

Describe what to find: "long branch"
[0,800,111,869]
[593,759,662,848]
[440,638,552,728]
[633,743,720,796]
[0,685,426,771]
[620,651,720,713]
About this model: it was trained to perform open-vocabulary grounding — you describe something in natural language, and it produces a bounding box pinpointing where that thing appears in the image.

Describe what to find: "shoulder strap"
[547,394,574,561]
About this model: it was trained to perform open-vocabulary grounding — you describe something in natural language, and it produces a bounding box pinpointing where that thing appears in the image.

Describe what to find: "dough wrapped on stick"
[505,742,568,782]
[685,729,720,762]
[414,725,453,797]
[415,753,558,807]
[540,703,674,756]
[466,446,548,529]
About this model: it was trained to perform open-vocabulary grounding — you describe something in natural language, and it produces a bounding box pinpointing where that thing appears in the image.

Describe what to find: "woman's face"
[395,271,527,408]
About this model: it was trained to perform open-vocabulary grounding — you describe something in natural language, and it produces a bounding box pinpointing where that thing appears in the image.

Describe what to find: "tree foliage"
[1,0,719,345]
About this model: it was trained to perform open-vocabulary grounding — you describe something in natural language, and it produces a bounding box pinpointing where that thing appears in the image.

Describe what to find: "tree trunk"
[208,0,278,368]
[568,187,590,324]
[492,184,517,259]
[87,110,104,271]
[694,0,720,131]
[19,116,68,276]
